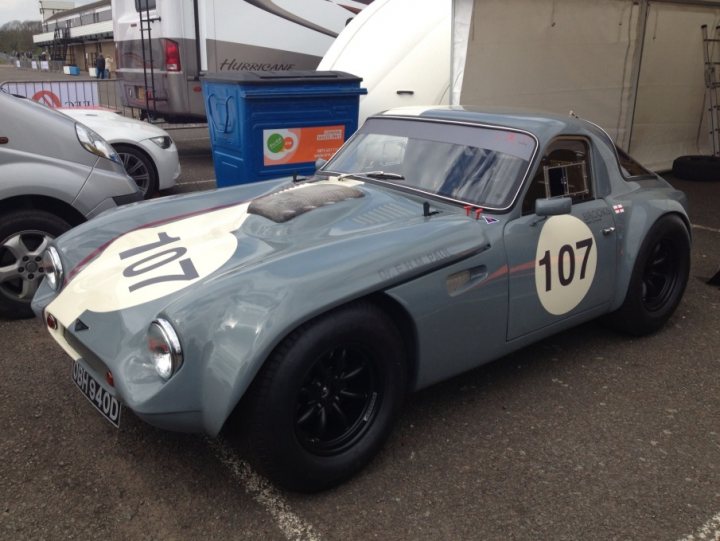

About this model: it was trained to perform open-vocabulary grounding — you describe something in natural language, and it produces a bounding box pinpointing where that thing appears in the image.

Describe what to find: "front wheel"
[0,210,71,319]
[113,144,158,199]
[608,214,690,336]
[244,302,407,492]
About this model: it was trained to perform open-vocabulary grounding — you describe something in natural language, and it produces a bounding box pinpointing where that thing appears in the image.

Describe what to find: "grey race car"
[32,107,691,492]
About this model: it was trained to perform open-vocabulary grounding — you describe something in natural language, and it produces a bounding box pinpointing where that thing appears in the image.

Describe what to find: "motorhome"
[112,0,373,122]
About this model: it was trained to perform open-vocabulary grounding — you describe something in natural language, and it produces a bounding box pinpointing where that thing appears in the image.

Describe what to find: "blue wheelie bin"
[201,71,367,187]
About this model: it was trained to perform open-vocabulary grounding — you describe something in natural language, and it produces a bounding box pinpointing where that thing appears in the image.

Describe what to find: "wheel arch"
[365,292,420,391]
[112,143,158,191]
[0,195,86,227]
[219,291,419,436]
[612,209,691,311]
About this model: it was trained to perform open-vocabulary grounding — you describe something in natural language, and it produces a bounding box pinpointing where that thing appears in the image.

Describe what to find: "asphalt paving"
[1,63,720,541]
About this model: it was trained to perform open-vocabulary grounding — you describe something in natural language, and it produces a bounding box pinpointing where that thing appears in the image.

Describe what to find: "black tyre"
[0,210,71,319]
[113,144,158,198]
[710,268,720,286]
[672,155,720,181]
[244,302,406,492]
[609,215,690,336]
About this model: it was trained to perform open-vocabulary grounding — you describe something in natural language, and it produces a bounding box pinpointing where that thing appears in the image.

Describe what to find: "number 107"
[537,238,593,292]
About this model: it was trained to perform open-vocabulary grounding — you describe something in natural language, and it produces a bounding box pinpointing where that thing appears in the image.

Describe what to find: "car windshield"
[322,117,536,209]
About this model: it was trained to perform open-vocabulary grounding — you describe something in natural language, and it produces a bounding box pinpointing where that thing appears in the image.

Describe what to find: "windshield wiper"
[360,171,405,180]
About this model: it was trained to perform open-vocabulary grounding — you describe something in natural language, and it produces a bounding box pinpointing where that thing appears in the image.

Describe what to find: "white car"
[59,108,181,198]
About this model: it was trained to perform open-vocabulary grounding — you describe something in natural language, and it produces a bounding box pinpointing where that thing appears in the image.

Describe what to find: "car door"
[504,137,617,340]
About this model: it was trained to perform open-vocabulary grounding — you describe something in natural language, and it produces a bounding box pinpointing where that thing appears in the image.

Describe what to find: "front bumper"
[33,295,207,433]
[113,191,144,206]
[74,161,142,218]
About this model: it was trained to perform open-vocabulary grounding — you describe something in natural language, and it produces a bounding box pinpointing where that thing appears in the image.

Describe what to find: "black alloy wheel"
[295,344,381,456]
[641,238,680,312]
[243,301,406,492]
[606,214,690,336]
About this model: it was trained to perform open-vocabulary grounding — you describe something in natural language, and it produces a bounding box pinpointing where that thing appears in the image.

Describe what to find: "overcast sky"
[0,1,97,27]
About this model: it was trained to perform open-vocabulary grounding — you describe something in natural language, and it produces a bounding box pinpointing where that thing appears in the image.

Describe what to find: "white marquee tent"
[452,0,720,170]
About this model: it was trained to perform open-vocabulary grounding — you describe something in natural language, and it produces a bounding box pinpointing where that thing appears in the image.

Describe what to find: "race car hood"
[36,176,489,326]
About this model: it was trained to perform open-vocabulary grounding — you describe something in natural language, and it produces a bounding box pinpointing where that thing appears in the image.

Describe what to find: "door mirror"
[535,197,572,216]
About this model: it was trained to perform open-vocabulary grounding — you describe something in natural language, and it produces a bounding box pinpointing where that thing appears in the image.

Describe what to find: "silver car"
[0,91,142,319]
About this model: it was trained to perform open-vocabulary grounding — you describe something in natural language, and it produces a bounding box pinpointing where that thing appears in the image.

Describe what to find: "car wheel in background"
[0,210,71,319]
[607,214,690,336]
[672,155,720,181]
[243,302,407,492]
[113,144,158,199]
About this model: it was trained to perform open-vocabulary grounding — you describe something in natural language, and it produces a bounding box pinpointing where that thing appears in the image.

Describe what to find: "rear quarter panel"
[607,177,690,310]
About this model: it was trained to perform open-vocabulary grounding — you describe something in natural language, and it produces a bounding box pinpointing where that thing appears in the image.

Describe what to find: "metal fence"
[0,78,141,118]
[0,78,207,130]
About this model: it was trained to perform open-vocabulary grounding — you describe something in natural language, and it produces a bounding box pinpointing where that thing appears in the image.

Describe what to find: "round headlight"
[148,319,183,381]
[42,246,64,291]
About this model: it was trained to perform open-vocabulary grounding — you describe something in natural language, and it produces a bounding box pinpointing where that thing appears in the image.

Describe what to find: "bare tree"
[0,20,43,56]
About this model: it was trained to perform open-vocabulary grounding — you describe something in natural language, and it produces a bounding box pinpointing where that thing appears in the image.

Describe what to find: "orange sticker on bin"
[262,126,345,166]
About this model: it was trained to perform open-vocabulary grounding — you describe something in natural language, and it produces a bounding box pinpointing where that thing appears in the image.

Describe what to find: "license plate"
[136,86,145,101]
[71,361,121,427]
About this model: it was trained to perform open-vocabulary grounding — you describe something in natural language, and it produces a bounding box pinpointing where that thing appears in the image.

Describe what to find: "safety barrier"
[0,78,207,130]
[0,79,141,119]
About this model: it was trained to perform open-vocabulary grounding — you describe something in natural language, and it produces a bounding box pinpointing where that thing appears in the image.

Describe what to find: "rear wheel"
[608,215,690,335]
[113,144,158,198]
[244,302,406,492]
[0,210,71,319]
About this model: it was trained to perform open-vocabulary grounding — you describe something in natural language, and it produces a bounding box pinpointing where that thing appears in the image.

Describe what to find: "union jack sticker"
[613,204,625,214]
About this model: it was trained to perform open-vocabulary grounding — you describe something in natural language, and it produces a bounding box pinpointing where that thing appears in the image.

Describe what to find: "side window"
[615,146,654,178]
[522,138,593,214]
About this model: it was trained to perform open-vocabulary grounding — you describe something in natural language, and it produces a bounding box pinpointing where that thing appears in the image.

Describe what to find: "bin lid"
[200,70,362,85]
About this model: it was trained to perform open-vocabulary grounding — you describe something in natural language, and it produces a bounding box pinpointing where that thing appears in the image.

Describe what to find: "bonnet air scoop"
[248,183,364,223]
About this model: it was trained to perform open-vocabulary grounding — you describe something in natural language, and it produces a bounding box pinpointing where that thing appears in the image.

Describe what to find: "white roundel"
[535,215,597,315]
[48,203,250,325]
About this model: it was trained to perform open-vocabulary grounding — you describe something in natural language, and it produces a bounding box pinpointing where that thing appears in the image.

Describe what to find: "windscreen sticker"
[535,215,597,315]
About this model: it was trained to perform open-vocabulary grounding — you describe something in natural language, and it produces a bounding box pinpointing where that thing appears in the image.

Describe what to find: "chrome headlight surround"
[148,318,183,381]
[75,123,120,163]
[42,246,64,291]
